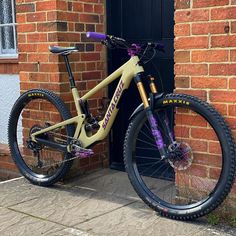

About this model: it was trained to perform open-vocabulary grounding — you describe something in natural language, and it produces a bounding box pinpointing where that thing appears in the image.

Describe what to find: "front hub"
[168,142,193,171]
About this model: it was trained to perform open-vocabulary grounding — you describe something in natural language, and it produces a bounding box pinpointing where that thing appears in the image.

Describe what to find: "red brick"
[209,64,236,75]
[175,0,191,9]
[82,71,101,80]
[27,33,47,43]
[37,44,51,53]
[192,22,229,35]
[0,162,18,171]
[19,63,39,72]
[175,114,207,127]
[47,11,57,21]
[191,77,227,89]
[226,117,236,129]
[81,53,100,61]
[209,168,221,180]
[16,14,26,23]
[209,142,222,155]
[210,91,236,103]
[211,103,227,116]
[94,5,104,14]
[174,24,190,36]
[96,24,104,33]
[16,3,35,13]
[189,164,208,178]
[73,2,83,11]
[231,50,236,61]
[175,9,209,23]
[193,153,222,168]
[191,128,218,141]
[37,22,57,32]
[28,54,49,63]
[84,4,93,12]
[57,12,79,22]
[80,14,99,23]
[228,104,236,117]
[175,89,207,100]
[175,37,208,49]
[27,12,46,22]
[229,78,236,89]
[36,1,57,11]
[175,51,190,63]
[211,35,236,48]
[17,24,36,33]
[18,44,37,53]
[193,0,229,8]
[232,21,236,33]
[211,7,236,20]
[191,50,228,62]
[175,64,208,75]
[57,0,68,11]
[175,77,190,88]
[40,63,59,73]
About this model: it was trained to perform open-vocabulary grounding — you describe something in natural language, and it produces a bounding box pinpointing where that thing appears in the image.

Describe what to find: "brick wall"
[5,0,108,180]
[174,0,236,215]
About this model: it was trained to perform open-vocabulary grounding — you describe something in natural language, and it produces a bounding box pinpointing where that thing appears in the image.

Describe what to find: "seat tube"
[134,73,167,159]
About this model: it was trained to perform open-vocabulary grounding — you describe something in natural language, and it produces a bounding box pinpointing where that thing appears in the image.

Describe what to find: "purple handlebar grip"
[86,32,107,41]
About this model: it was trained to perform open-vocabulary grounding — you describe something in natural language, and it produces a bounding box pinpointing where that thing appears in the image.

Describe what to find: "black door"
[107,0,175,171]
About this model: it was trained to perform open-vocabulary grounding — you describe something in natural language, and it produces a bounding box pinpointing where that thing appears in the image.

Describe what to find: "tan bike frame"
[31,56,144,151]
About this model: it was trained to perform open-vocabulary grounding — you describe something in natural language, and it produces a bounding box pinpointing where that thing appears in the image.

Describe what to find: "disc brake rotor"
[168,142,193,171]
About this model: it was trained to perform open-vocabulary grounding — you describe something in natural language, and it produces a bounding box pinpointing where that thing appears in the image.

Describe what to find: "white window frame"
[0,0,18,59]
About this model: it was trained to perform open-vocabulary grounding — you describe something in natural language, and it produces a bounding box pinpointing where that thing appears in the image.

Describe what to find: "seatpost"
[63,55,76,88]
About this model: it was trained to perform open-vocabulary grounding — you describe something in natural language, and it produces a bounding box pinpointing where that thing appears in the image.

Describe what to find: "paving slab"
[10,183,134,227]
[67,169,139,200]
[0,169,236,236]
[76,201,207,236]
[0,207,65,236]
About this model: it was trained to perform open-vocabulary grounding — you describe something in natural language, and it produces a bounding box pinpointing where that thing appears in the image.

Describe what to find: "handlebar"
[86,32,165,62]
[86,32,107,41]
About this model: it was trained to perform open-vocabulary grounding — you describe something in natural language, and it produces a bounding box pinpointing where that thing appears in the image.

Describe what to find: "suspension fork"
[134,73,167,159]
[147,75,175,144]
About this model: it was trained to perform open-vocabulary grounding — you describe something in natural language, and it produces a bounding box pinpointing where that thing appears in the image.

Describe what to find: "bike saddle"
[49,46,79,55]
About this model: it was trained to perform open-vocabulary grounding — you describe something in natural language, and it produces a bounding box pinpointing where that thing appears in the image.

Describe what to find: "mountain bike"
[8,32,235,220]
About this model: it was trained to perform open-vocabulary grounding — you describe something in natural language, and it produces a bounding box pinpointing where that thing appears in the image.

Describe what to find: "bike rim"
[13,97,69,179]
[131,104,224,210]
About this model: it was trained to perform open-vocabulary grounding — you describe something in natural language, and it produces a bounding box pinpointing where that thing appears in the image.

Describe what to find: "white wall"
[0,74,20,144]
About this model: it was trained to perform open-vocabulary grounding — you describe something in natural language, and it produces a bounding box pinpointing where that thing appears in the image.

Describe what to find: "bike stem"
[134,73,167,159]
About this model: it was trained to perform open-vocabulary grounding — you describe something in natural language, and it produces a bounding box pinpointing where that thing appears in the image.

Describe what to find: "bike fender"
[129,93,164,120]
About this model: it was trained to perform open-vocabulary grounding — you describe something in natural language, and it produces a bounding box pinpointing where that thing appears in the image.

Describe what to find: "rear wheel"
[8,89,75,186]
[124,94,235,220]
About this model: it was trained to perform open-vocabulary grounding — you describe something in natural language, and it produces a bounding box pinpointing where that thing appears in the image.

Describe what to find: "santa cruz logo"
[102,80,125,129]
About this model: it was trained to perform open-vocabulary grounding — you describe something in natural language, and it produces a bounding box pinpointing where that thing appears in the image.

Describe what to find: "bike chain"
[33,129,85,169]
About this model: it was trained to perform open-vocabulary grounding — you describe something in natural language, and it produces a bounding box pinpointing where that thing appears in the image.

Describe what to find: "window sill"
[0,57,19,64]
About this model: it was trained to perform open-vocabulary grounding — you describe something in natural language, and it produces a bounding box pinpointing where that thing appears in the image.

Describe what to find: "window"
[0,0,17,58]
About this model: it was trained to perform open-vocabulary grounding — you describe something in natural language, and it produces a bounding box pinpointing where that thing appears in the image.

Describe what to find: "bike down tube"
[78,56,144,147]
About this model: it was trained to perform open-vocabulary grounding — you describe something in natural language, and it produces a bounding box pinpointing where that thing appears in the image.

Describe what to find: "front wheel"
[124,93,235,220]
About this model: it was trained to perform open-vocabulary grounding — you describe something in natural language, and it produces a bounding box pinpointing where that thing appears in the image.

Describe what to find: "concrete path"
[0,169,235,236]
